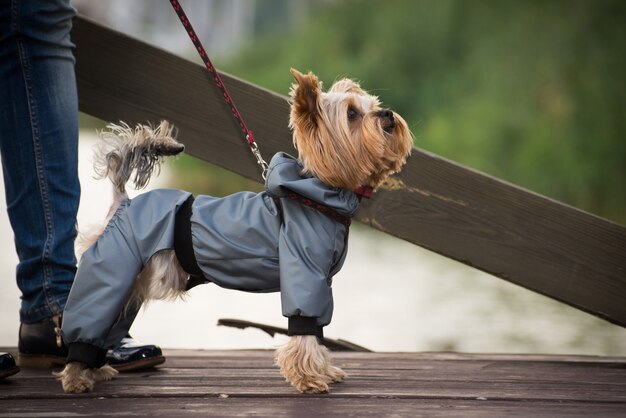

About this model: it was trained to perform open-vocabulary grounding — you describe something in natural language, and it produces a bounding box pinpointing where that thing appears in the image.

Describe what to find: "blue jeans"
[0,0,80,323]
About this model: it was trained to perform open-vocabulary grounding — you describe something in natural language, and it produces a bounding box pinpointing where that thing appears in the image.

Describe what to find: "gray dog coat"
[62,153,360,367]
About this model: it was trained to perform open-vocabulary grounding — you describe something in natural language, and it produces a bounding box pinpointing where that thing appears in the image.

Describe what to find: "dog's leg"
[275,335,346,393]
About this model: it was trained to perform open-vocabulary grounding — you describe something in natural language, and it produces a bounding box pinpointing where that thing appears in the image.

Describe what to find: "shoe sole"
[19,353,165,371]
[18,354,65,368]
[111,355,165,372]
[0,366,20,379]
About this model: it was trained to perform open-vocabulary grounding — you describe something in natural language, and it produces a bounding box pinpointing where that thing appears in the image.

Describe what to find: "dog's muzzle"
[377,109,396,133]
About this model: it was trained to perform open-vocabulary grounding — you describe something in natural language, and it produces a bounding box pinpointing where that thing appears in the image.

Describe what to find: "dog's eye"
[347,108,359,121]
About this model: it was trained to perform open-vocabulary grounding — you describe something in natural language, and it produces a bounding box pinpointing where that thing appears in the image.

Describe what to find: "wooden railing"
[72,17,626,327]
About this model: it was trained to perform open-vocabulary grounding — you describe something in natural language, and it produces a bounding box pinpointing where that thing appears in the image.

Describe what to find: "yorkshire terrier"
[56,69,412,394]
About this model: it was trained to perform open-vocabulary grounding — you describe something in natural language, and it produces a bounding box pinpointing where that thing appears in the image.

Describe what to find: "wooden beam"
[71,17,626,327]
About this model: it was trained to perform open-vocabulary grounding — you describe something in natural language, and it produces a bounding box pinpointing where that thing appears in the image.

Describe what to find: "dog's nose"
[377,109,395,133]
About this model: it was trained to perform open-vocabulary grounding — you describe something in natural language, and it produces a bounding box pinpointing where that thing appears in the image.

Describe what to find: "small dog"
[57,69,412,394]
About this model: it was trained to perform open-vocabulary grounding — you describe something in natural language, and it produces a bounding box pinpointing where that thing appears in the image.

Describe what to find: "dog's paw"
[90,365,119,382]
[63,374,95,393]
[293,376,330,394]
[293,365,345,392]
[55,370,94,393]
[275,335,346,394]
[326,365,347,383]
[55,362,99,393]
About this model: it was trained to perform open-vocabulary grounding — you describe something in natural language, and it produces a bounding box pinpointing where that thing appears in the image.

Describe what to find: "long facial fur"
[289,68,413,190]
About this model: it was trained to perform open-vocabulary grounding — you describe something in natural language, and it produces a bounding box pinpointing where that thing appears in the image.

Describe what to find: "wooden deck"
[1,349,625,417]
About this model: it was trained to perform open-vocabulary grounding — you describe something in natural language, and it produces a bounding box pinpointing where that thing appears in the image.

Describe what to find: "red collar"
[354,186,373,202]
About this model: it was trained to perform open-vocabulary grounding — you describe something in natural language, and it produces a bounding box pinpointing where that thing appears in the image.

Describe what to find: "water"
[1,132,624,355]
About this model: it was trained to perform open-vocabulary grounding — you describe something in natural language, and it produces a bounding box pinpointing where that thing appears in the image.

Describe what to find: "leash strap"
[276,193,352,228]
[286,192,351,227]
[169,0,375,198]
[169,0,268,179]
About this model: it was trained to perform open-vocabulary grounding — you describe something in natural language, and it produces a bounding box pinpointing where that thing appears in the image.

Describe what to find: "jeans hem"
[20,295,68,324]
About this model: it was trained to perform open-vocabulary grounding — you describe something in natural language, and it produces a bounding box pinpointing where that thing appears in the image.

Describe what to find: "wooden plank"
[9,370,625,402]
[3,397,625,418]
[3,350,625,401]
[10,372,623,402]
[1,350,625,417]
[70,17,626,327]
[157,348,626,364]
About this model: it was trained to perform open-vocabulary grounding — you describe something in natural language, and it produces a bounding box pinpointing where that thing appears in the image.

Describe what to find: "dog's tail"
[77,121,184,257]
[94,120,184,198]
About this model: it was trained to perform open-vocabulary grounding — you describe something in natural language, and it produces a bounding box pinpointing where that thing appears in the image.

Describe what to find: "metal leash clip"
[248,136,269,180]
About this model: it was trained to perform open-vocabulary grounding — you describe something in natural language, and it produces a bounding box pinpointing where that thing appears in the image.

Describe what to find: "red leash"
[169,0,372,200]
[169,0,268,178]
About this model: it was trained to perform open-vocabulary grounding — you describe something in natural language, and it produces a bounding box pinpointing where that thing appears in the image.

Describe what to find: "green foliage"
[220,0,625,224]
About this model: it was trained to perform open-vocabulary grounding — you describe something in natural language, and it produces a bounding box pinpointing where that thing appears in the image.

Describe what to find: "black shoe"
[19,316,165,372]
[18,315,67,368]
[106,335,165,371]
[0,353,20,379]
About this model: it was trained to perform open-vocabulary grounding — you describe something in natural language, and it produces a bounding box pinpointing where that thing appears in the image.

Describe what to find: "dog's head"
[289,69,412,190]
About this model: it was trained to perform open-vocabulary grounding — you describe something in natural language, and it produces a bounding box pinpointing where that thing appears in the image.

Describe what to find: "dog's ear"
[290,68,321,125]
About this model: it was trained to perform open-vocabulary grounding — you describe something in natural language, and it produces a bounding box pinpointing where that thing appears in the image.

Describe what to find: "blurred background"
[1,0,624,354]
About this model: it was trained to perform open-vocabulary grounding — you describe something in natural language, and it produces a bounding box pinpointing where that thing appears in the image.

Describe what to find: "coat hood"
[265,152,360,218]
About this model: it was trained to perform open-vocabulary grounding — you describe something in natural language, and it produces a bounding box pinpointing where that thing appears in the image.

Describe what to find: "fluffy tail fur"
[77,120,184,256]
[94,120,184,197]
[94,120,183,220]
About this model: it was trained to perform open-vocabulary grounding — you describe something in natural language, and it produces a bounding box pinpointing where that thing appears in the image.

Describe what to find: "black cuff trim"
[67,342,107,368]
[288,316,324,339]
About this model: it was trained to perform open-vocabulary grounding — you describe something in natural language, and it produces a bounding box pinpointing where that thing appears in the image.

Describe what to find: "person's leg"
[0,0,79,324]
[0,0,164,371]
